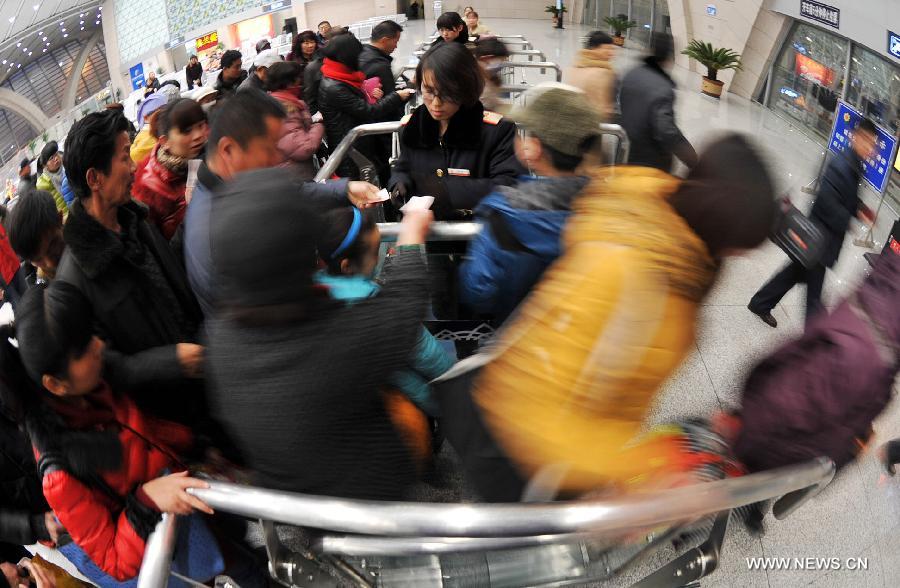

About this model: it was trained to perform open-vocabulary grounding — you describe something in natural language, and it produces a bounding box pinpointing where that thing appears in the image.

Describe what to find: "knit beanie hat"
[510,83,603,157]
[38,141,59,168]
[211,168,323,314]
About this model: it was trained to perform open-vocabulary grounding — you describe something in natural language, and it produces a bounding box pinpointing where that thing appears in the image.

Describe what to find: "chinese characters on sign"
[800,0,839,29]
[196,32,219,52]
[828,102,897,194]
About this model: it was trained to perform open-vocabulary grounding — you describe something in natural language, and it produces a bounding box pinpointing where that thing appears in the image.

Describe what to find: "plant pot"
[612,35,625,46]
[701,76,724,98]
[551,16,558,26]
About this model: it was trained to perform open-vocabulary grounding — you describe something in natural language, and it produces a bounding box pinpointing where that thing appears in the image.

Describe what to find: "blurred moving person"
[474,37,510,113]
[749,118,877,326]
[440,134,776,501]
[565,31,618,121]
[459,85,601,324]
[620,33,697,172]
[207,169,435,499]
[732,244,899,473]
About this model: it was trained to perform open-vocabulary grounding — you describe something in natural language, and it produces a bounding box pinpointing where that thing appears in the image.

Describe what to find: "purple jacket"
[734,251,900,471]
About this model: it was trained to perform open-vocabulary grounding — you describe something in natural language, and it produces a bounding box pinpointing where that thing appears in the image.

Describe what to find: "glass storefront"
[765,20,900,208]
[579,0,666,47]
[630,0,653,47]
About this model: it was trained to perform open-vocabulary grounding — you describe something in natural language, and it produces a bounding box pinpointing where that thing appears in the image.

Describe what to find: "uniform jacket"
[270,90,325,181]
[735,250,900,471]
[620,59,698,172]
[318,75,404,177]
[389,102,524,217]
[459,175,588,323]
[454,166,718,493]
[810,148,863,268]
[28,385,192,580]
[131,144,187,241]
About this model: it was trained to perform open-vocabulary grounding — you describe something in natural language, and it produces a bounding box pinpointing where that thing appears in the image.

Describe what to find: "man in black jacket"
[619,33,697,172]
[185,55,203,89]
[749,118,877,327]
[214,50,248,98]
[57,110,205,422]
[359,20,405,185]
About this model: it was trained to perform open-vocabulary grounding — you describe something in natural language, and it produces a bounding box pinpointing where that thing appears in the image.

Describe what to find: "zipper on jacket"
[439,137,449,175]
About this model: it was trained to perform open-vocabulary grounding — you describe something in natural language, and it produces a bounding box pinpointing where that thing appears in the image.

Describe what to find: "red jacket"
[132,144,187,240]
[31,384,192,580]
[0,225,20,286]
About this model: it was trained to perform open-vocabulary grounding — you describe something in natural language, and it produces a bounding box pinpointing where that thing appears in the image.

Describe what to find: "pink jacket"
[271,89,325,180]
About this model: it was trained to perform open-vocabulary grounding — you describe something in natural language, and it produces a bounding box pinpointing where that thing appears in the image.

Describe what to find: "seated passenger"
[266,61,325,180]
[207,169,433,499]
[59,110,205,423]
[439,134,777,501]
[318,34,415,179]
[15,282,265,587]
[7,190,64,283]
[432,12,468,46]
[389,42,525,219]
[730,247,900,473]
[132,98,208,240]
[315,207,454,416]
[459,85,600,324]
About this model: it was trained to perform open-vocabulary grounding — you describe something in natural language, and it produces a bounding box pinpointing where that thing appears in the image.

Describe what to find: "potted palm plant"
[544,4,568,27]
[681,39,742,98]
[603,15,637,46]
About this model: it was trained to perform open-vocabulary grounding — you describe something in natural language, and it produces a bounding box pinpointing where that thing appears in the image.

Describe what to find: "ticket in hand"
[400,196,435,211]
[372,188,391,203]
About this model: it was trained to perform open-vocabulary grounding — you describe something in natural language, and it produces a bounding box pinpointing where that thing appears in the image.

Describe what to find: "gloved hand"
[391,182,409,208]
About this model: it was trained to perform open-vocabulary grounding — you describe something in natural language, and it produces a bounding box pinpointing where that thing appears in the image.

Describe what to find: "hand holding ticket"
[400,196,435,212]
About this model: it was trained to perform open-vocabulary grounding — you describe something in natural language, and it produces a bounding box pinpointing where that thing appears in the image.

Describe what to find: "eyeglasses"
[421,88,457,104]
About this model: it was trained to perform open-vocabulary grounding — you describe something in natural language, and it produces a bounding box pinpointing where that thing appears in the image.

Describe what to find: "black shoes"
[748,305,778,328]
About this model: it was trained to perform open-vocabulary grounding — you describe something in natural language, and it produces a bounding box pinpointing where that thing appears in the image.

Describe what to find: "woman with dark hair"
[132,98,208,240]
[388,42,523,219]
[266,61,325,180]
[439,134,778,502]
[319,34,415,178]
[287,30,319,71]
[433,12,468,45]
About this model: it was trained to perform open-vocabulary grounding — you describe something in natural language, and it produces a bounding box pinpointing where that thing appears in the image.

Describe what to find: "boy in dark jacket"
[749,118,877,326]
[459,84,601,324]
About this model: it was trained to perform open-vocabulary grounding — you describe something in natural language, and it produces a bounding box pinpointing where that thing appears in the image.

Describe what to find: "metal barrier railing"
[314,121,403,182]
[499,61,563,83]
[136,458,835,586]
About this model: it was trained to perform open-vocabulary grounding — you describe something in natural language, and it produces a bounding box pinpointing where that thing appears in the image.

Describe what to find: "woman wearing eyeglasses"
[389,42,524,220]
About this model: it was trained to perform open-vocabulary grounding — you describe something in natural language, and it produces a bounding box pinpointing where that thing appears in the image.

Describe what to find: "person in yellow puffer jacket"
[439,134,777,502]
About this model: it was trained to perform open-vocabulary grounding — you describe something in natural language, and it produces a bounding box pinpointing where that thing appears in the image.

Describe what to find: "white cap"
[253,49,281,70]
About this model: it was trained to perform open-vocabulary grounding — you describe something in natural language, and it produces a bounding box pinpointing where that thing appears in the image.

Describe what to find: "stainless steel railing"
[313,121,403,182]
[136,458,835,585]
[376,221,481,242]
[135,514,177,588]
[499,61,563,82]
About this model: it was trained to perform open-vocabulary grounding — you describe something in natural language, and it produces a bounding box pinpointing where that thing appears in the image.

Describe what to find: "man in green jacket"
[35,141,67,216]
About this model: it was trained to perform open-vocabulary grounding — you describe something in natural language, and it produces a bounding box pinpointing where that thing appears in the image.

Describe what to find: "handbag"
[770,196,827,269]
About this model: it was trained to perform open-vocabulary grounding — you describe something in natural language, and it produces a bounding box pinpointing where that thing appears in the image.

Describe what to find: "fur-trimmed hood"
[62,199,150,280]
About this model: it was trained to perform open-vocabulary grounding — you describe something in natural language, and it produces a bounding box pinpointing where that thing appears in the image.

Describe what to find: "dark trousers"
[749,260,826,323]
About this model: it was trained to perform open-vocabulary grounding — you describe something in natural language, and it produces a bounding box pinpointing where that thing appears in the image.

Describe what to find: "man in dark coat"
[15,159,35,199]
[214,50,248,98]
[359,20,405,185]
[749,118,877,326]
[619,32,697,172]
[56,110,205,422]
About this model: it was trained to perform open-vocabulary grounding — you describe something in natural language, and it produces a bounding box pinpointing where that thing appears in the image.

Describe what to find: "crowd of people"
[0,7,897,587]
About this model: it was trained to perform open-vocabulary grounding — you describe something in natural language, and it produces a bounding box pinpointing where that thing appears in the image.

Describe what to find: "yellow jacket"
[473,166,717,492]
[130,127,157,164]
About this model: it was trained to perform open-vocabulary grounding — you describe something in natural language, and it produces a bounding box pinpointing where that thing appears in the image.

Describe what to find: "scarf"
[574,49,611,70]
[321,58,365,89]
[155,145,188,177]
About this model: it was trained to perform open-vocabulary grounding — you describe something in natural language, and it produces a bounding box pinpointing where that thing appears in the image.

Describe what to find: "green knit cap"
[510,84,603,157]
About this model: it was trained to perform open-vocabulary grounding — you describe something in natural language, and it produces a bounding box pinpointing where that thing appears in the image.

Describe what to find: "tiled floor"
[399,17,900,588]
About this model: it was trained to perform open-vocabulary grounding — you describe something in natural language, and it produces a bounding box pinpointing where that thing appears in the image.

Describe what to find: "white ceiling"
[0,0,102,82]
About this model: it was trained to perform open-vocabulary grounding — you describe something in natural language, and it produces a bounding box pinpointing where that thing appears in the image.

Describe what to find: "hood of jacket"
[402,102,485,150]
[568,166,716,302]
[63,198,149,279]
[476,176,589,261]
[574,49,611,69]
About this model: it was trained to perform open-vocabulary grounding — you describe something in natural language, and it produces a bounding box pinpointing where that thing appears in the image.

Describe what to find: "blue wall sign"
[889,30,900,60]
[800,0,839,29]
[828,102,897,194]
[706,4,717,16]
[780,87,801,99]
[129,63,145,92]
[792,41,807,55]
